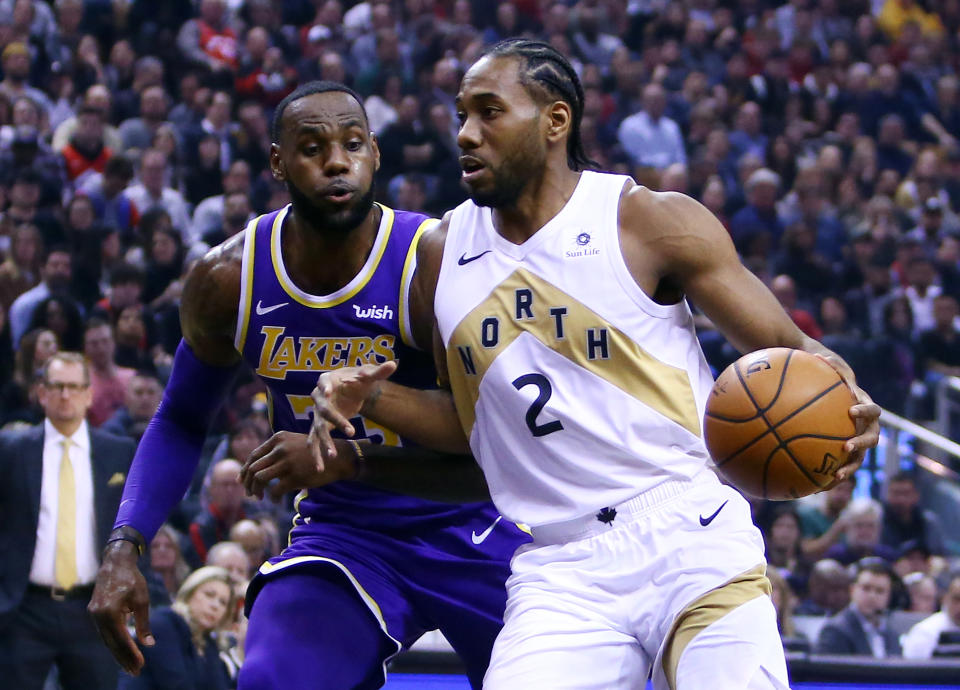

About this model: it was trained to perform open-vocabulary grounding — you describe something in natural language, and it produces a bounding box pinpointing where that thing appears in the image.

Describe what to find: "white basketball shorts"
[483,471,790,689]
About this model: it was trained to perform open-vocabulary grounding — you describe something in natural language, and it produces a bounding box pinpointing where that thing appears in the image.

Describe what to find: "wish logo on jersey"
[255,325,396,380]
[352,304,394,320]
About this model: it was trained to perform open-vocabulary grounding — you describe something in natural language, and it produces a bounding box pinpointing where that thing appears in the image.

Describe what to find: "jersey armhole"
[233,217,259,353]
[399,217,439,349]
[606,181,687,320]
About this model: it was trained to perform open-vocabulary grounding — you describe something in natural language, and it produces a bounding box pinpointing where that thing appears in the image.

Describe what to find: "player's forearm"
[359,444,489,502]
[364,382,470,454]
[114,340,238,542]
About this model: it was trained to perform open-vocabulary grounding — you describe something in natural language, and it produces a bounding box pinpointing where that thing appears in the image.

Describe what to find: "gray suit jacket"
[0,423,135,628]
[815,605,903,657]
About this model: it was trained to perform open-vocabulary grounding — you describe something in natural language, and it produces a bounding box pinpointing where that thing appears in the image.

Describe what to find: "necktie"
[54,438,77,590]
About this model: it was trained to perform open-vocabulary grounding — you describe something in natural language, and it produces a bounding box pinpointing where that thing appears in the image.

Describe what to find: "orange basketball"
[704,348,857,501]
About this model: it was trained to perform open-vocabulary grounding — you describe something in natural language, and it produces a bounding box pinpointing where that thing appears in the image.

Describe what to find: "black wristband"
[105,534,144,557]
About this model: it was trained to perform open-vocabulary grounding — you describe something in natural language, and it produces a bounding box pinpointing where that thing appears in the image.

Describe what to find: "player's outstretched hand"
[88,540,154,676]
[816,353,881,483]
[241,431,357,500]
[309,360,397,466]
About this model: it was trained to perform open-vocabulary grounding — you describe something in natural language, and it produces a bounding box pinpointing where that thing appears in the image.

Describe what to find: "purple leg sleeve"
[113,339,239,542]
[239,571,398,690]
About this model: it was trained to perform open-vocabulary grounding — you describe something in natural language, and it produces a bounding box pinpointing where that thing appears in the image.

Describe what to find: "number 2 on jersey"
[512,373,564,437]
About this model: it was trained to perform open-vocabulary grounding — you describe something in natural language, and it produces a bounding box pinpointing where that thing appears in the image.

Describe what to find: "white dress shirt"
[616,110,687,170]
[902,611,960,659]
[854,608,891,658]
[28,420,99,587]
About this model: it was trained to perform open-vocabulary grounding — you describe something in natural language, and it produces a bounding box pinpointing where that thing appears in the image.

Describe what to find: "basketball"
[704,348,857,501]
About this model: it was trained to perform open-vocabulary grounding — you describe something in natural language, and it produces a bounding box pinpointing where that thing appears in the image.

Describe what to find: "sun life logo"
[566,231,600,259]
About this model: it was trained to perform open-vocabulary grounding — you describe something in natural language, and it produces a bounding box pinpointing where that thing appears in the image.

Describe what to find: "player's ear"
[370,132,381,172]
[269,142,285,181]
[545,101,572,145]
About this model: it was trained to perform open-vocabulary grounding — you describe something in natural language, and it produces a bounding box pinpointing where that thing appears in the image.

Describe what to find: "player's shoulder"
[620,184,712,232]
[180,228,246,342]
[414,208,451,265]
[619,184,728,258]
[188,231,245,295]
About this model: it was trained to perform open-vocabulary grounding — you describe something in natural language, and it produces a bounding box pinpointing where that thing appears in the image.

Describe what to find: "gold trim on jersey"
[233,215,261,352]
[266,387,275,432]
[398,217,439,348]
[660,564,770,689]
[287,488,305,548]
[270,203,395,308]
[445,268,701,437]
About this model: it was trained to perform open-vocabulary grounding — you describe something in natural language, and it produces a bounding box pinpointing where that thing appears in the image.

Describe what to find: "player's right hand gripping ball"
[704,348,857,501]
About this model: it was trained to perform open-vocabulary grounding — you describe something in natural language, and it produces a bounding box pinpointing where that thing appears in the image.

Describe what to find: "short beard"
[462,163,526,208]
[286,179,376,236]
[461,120,545,209]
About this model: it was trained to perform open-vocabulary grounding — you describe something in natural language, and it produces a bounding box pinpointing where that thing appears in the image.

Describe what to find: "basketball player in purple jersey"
[89,81,528,689]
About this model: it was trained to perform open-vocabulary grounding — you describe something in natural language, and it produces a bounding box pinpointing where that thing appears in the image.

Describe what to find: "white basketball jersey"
[434,171,716,527]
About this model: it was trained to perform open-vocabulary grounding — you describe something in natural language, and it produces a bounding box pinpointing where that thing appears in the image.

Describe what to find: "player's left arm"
[619,186,880,480]
[240,431,489,503]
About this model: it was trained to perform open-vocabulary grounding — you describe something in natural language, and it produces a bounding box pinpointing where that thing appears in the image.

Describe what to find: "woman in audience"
[150,523,192,600]
[26,294,84,351]
[151,124,185,192]
[865,296,919,414]
[113,302,162,371]
[0,223,42,311]
[904,571,940,615]
[66,194,121,310]
[0,328,57,426]
[144,225,186,310]
[119,566,234,690]
[765,506,811,591]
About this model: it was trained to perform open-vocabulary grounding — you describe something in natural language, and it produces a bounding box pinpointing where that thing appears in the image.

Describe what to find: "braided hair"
[482,38,596,171]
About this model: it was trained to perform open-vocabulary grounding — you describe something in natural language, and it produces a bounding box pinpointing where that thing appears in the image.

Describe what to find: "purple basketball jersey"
[236,204,499,530]
[235,205,528,687]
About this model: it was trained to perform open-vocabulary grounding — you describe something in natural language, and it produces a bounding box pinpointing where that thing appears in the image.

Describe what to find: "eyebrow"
[294,120,367,136]
[456,91,504,105]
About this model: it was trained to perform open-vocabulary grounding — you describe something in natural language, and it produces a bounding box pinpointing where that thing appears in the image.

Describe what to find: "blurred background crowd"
[1,0,960,687]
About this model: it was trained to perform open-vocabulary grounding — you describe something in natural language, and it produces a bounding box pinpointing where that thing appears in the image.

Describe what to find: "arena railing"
[936,375,960,441]
[873,405,960,555]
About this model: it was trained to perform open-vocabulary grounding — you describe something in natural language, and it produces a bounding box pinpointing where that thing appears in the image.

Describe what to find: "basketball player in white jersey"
[307,39,882,689]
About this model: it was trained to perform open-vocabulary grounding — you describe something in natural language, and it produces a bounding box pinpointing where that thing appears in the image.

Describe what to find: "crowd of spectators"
[1,0,960,685]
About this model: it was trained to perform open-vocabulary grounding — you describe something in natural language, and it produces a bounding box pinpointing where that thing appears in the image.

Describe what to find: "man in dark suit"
[816,559,903,658]
[0,351,136,689]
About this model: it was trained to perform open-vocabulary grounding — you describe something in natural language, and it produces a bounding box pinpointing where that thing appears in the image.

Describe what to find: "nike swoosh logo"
[471,515,503,544]
[256,300,289,315]
[458,250,491,266]
[699,500,728,527]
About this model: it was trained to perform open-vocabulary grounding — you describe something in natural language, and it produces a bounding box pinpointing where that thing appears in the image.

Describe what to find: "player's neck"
[283,205,381,295]
[492,168,581,245]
